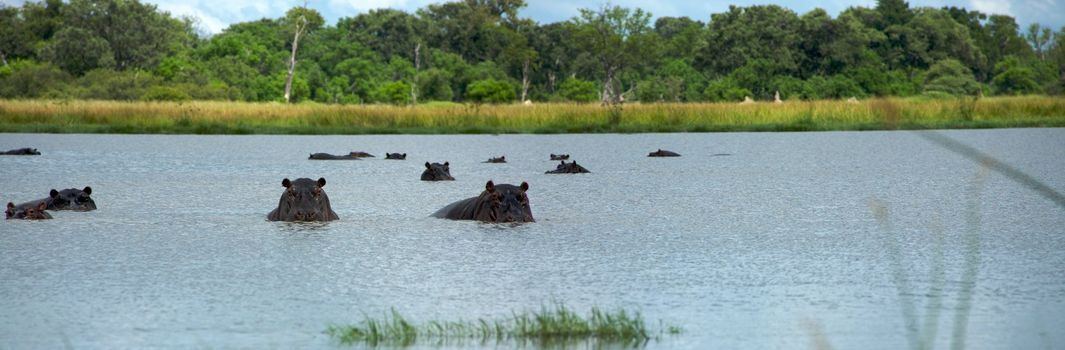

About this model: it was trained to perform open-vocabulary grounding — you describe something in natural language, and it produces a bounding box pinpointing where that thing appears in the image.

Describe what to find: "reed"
[325,304,674,346]
[1,96,1063,134]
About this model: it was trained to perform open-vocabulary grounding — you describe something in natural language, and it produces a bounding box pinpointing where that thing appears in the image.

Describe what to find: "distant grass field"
[1,96,1063,134]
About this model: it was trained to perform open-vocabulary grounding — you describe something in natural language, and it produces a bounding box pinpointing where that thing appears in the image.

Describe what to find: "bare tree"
[284,6,313,103]
[520,59,530,102]
[411,43,420,105]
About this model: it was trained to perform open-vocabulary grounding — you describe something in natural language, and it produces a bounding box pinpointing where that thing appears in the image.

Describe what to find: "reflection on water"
[1,130,1064,349]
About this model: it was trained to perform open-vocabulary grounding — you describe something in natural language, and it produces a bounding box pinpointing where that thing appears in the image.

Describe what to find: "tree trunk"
[411,43,420,105]
[600,66,617,105]
[0,50,7,66]
[547,71,556,93]
[284,18,307,104]
[520,59,530,102]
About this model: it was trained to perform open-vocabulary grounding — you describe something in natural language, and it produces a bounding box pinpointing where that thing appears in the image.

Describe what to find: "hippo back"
[267,177,339,222]
[433,181,533,223]
[2,148,41,155]
[648,149,681,157]
[421,162,454,181]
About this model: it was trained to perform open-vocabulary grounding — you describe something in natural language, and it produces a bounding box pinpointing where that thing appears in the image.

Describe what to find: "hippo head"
[480,181,534,223]
[7,202,51,220]
[48,187,96,211]
[422,162,455,181]
[270,178,338,222]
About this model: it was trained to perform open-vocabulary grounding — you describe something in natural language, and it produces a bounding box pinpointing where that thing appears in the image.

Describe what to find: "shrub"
[466,79,515,104]
[558,78,598,103]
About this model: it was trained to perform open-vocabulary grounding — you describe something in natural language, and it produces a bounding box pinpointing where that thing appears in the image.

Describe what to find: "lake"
[1,129,1063,349]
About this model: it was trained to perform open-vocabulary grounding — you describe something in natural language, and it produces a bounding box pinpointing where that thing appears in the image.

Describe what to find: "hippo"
[349,152,375,158]
[484,156,506,163]
[6,202,51,220]
[432,180,534,223]
[1,148,40,155]
[549,154,570,161]
[267,178,339,222]
[648,149,681,157]
[385,153,407,160]
[309,153,361,160]
[546,160,591,174]
[421,162,455,181]
[14,187,97,211]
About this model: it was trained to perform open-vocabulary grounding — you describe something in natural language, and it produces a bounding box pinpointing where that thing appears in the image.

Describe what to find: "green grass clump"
[325,304,676,346]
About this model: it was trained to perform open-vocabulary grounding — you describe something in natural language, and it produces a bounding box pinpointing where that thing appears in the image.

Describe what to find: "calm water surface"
[1,130,1063,349]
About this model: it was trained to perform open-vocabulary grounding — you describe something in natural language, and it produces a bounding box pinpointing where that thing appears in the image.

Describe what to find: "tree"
[991,56,1040,95]
[38,27,115,75]
[571,4,655,104]
[1026,24,1053,61]
[281,6,324,103]
[61,0,194,71]
[923,59,982,96]
[557,78,598,102]
[695,5,802,78]
[466,79,515,103]
[875,0,912,29]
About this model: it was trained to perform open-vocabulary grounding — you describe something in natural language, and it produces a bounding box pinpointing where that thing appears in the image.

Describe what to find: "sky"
[2,0,1063,35]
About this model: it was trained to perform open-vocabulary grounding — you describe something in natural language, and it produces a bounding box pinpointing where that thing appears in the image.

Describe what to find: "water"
[1,129,1063,349]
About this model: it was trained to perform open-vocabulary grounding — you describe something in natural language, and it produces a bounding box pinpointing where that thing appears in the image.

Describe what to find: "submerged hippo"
[648,149,681,157]
[309,153,361,160]
[385,153,407,160]
[432,181,534,223]
[267,178,339,222]
[6,202,52,220]
[349,151,375,158]
[14,187,97,211]
[484,156,506,163]
[421,162,455,181]
[1,148,40,155]
[546,160,590,174]
[549,154,570,161]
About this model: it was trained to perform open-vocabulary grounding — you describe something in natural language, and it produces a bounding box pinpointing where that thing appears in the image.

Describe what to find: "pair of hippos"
[267,178,533,223]
[5,187,96,220]
[309,152,406,160]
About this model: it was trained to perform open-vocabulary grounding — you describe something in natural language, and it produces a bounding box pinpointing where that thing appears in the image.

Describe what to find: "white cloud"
[969,0,1013,16]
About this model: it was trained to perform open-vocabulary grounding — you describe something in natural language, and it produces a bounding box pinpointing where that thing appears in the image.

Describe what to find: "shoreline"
[1,97,1063,135]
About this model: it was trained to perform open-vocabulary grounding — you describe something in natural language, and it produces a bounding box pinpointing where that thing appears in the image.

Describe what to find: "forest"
[1,0,1063,105]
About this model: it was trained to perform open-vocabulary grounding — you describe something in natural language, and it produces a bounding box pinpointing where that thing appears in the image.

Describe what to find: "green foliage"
[0,60,72,98]
[704,78,751,102]
[557,78,598,102]
[924,59,982,96]
[466,79,515,103]
[991,56,1041,95]
[141,86,190,101]
[374,81,412,105]
[0,0,1059,104]
[73,69,162,100]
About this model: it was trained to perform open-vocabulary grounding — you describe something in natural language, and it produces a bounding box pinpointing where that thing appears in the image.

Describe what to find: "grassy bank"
[1,96,1063,134]
[325,304,679,346]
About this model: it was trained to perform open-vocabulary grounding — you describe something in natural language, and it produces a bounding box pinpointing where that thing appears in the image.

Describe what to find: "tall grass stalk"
[1,96,1063,134]
[325,304,675,346]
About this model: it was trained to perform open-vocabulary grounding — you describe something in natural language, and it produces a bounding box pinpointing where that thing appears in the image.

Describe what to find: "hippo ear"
[402,153,406,157]
[36,202,47,211]
[317,177,327,187]
[444,161,449,167]
[520,182,529,192]
[485,180,495,193]
[282,178,291,188]
[50,189,59,198]
[6,202,13,210]
[425,162,431,169]
[559,160,564,165]
[82,186,92,195]
[500,156,504,160]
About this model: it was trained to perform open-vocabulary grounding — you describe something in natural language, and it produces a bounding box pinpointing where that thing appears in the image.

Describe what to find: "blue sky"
[3,0,1062,34]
